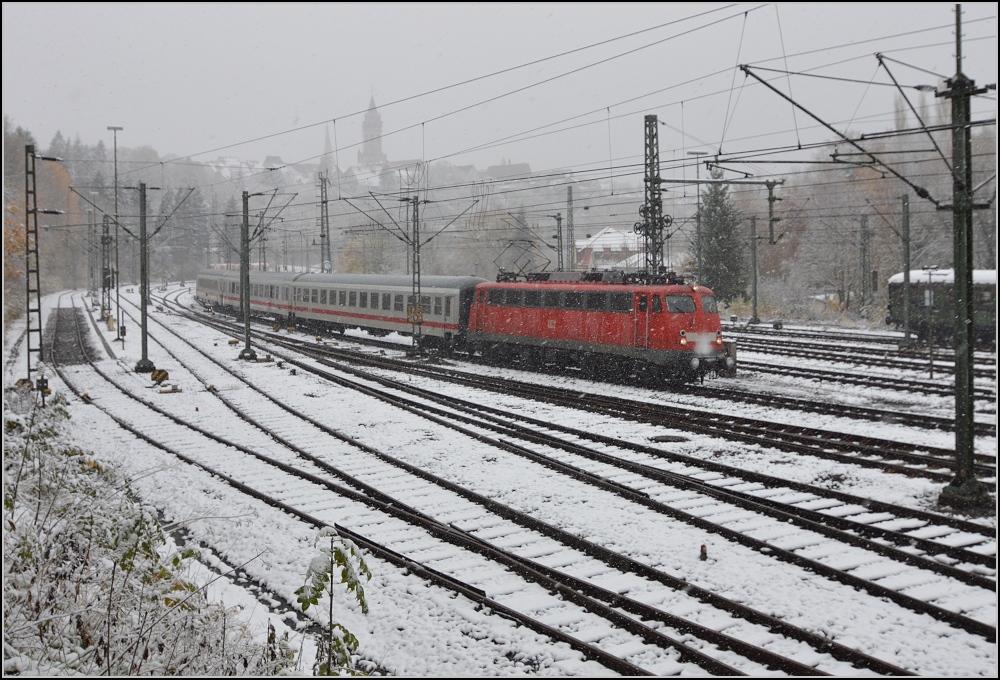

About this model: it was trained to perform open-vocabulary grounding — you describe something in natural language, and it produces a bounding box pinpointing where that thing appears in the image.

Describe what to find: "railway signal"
[22,144,64,391]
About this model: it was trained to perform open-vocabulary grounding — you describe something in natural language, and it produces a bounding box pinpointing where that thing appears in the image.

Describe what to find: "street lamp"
[108,126,124,346]
[687,150,708,281]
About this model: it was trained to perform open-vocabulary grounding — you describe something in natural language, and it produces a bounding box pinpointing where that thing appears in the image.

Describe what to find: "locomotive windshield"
[665,295,697,313]
[700,295,718,314]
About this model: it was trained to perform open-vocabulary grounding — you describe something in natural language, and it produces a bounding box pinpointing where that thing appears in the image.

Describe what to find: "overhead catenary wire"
[34,13,994,280]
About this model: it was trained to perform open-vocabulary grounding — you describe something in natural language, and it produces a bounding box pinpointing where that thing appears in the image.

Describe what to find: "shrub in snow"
[2,391,296,675]
[295,527,372,676]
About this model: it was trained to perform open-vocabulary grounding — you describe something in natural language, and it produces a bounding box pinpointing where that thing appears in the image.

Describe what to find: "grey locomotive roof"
[199,270,487,289]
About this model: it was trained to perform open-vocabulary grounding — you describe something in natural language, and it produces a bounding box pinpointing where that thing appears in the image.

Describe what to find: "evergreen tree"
[174,188,209,283]
[694,168,748,305]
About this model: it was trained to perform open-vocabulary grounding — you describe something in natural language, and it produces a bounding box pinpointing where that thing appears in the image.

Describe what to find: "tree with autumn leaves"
[4,117,86,330]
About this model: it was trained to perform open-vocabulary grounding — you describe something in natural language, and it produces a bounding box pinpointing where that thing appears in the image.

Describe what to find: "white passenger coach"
[196,270,486,349]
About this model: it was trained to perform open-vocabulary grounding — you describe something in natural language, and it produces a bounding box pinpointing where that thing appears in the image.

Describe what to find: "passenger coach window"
[421,295,431,314]
[320,290,327,305]
[339,290,346,306]
[701,295,718,314]
[311,289,318,303]
[349,291,357,307]
[564,292,584,309]
[665,295,696,313]
[382,293,391,310]
[434,297,442,316]
[360,292,368,308]
[445,297,452,317]
[394,295,403,312]
[610,292,632,313]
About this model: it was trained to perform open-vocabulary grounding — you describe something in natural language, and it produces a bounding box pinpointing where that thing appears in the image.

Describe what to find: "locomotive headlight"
[679,329,688,346]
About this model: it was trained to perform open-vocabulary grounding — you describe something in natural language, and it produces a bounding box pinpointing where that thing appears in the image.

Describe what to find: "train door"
[634,293,649,349]
[474,287,488,331]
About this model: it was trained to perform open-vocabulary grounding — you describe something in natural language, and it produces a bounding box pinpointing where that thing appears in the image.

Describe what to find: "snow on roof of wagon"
[887,269,997,285]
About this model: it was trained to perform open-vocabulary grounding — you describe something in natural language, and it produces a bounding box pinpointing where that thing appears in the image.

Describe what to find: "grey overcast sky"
[3,2,996,176]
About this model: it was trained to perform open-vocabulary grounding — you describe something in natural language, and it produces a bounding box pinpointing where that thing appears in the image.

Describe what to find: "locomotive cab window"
[665,295,696,313]
[488,289,504,305]
[701,295,718,314]
[651,295,663,313]
[638,295,648,313]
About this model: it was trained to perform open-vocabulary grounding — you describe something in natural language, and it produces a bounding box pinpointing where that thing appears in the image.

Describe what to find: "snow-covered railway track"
[258,349,996,636]
[305,358,997,583]
[731,336,996,380]
[60,296,900,674]
[157,294,997,557]
[124,296,999,667]
[249,330,995,487]
[737,359,996,401]
[49,298,737,677]
[683,383,996,438]
[151,297,998,584]
[110,298,918,674]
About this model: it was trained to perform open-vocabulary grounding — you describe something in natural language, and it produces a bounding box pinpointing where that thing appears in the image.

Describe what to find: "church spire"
[358,95,388,166]
[320,124,333,173]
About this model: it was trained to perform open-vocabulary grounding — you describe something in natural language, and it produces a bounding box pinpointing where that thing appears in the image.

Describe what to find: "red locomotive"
[467,271,730,383]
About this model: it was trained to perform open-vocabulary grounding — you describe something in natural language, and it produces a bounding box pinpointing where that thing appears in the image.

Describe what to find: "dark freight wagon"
[886,268,997,346]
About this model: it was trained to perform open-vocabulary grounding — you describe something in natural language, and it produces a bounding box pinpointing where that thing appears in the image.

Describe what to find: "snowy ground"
[5,286,997,675]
